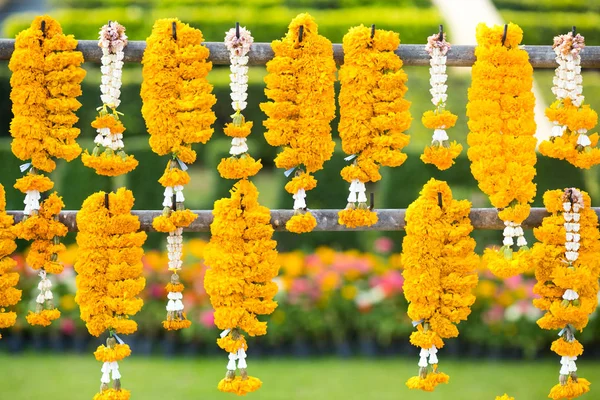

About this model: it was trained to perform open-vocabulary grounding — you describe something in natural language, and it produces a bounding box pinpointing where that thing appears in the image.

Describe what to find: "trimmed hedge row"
[2,6,440,43]
[493,0,595,13]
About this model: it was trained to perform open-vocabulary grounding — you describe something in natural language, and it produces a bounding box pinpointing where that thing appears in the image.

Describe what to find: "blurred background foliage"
[0,0,600,359]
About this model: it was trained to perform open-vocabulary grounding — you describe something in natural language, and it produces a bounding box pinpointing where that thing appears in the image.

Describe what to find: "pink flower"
[504,275,523,290]
[60,318,76,336]
[483,305,504,325]
[374,237,393,253]
[149,283,164,299]
[199,310,215,328]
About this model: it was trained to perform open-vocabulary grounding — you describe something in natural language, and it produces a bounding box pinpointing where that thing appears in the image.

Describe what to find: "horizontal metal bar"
[1,39,599,68]
[6,207,586,232]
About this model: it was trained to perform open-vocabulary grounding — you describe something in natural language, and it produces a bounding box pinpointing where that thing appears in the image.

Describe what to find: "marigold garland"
[402,179,478,391]
[338,24,411,228]
[82,21,138,176]
[9,15,85,327]
[467,23,537,278]
[261,13,336,233]
[539,31,600,169]
[420,31,461,170]
[204,179,279,395]
[74,188,146,399]
[0,184,21,339]
[141,18,216,330]
[531,188,599,399]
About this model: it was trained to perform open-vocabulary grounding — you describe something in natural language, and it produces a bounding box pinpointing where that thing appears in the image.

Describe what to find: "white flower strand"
[99,21,127,109]
[101,361,121,384]
[23,190,41,215]
[559,356,578,376]
[418,345,439,368]
[561,191,582,311]
[502,221,527,247]
[347,179,367,204]
[293,189,307,210]
[167,228,183,271]
[162,186,185,209]
[225,348,248,371]
[35,270,53,305]
[429,48,448,108]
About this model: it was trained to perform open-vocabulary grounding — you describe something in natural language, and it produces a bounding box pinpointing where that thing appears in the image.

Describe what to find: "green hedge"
[493,0,596,12]
[3,6,440,43]
[501,10,600,45]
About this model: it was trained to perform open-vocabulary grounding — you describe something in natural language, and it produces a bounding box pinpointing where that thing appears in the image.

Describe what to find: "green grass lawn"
[2,354,599,399]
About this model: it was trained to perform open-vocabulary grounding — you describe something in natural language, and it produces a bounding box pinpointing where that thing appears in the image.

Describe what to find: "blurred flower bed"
[3,237,600,359]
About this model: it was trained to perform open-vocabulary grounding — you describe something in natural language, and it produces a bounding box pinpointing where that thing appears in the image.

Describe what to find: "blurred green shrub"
[493,0,597,12]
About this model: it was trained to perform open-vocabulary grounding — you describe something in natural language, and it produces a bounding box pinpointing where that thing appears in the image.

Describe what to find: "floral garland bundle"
[217,25,262,180]
[539,31,600,169]
[420,31,461,170]
[401,179,478,391]
[204,179,279,395]
[82,21,138,176]
[261,13,336,234]
[467,23,537,278]
[531,188,598,399]
[0,184,21,339]
[75,188,146,400]
[338,25,411,228]
[141,18,216,330]
[9,16,85,326]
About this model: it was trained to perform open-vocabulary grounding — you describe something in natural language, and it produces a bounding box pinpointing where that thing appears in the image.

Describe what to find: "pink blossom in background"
[149,283,164,299]
[374,237,393,253]
[483,304,504,325]
[60,318,76,336]
[504,275,523,290]
[199,310,215,328]
[379,270,404,295]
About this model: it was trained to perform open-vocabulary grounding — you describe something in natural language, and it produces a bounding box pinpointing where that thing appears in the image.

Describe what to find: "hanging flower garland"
[0,184,21,339]
[204,179,279,395]
[401,179,478,391]
[467,23,537,278]
[82,21,138,176]
[261,13,336,234]
[75,188,147,400]
[141,18,216,330]
[338,25,411,228]
[9,15,85,327]
[539,31,600,169]
[420,31,461,170]
[531,188,598,399]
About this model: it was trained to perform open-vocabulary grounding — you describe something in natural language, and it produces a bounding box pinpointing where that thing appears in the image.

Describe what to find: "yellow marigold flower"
[420,142,463,171]
[284,172,317,195]
[14,173,54,193]
[82,151,138,177]
[338,208,378,229]
[218,376,262,396]
[26,308,60,327]
[0,185,20,337]
[9,15,85,173]
[94,343,132,362]
[158,161,191,187]
[495,394,515,400]
[93,388,131,400]
[217,333,248,353]
[551,338,584,358]
[402,179,478,390]
[286,212,317,234]
[163,318,192,331]
[548,377,590,400]
[224,122,252,138]
[217,156,263,181]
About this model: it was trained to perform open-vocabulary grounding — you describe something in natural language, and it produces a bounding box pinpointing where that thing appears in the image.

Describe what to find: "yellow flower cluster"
[0,184,21,339]
[541,98,600,168]
[261,13,336,233]
[141,18,216,164]
[93,338,132,400]
[402,179,479,391]
[204,179,279,395]
[495,395,515,400]
[338,24,411,227]
[75,188,147,337]
[467,23,537,278]
[531,189,598,399]
[421,111,462,170]
[82,114,138,176]
[9,16,85,173]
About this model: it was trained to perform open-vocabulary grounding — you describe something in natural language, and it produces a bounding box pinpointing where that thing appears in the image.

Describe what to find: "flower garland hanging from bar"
[82,21,138,176]
[9,15,86,326]
[539,30,600,168]
[420,30,461,170]
[141,18,216,330]
[338,24,411,228]
[0,184,21,339]
[204,179,279,395]
[261,13,336,234]
[467,23,537,278]
[402,179,478,391]
[531,188,598,400]
[75,188,147,400]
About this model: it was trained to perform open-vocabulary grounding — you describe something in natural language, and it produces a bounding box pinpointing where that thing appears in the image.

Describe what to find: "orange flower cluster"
[532,188,598,399]
[261,13,336,233]
[9,15,85,173]
[74,188,147,337]
[204,179,279,395]
[0,184,21,339]
[467,23,537,278]
[402,179,479,391]
[338,24,411,227]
